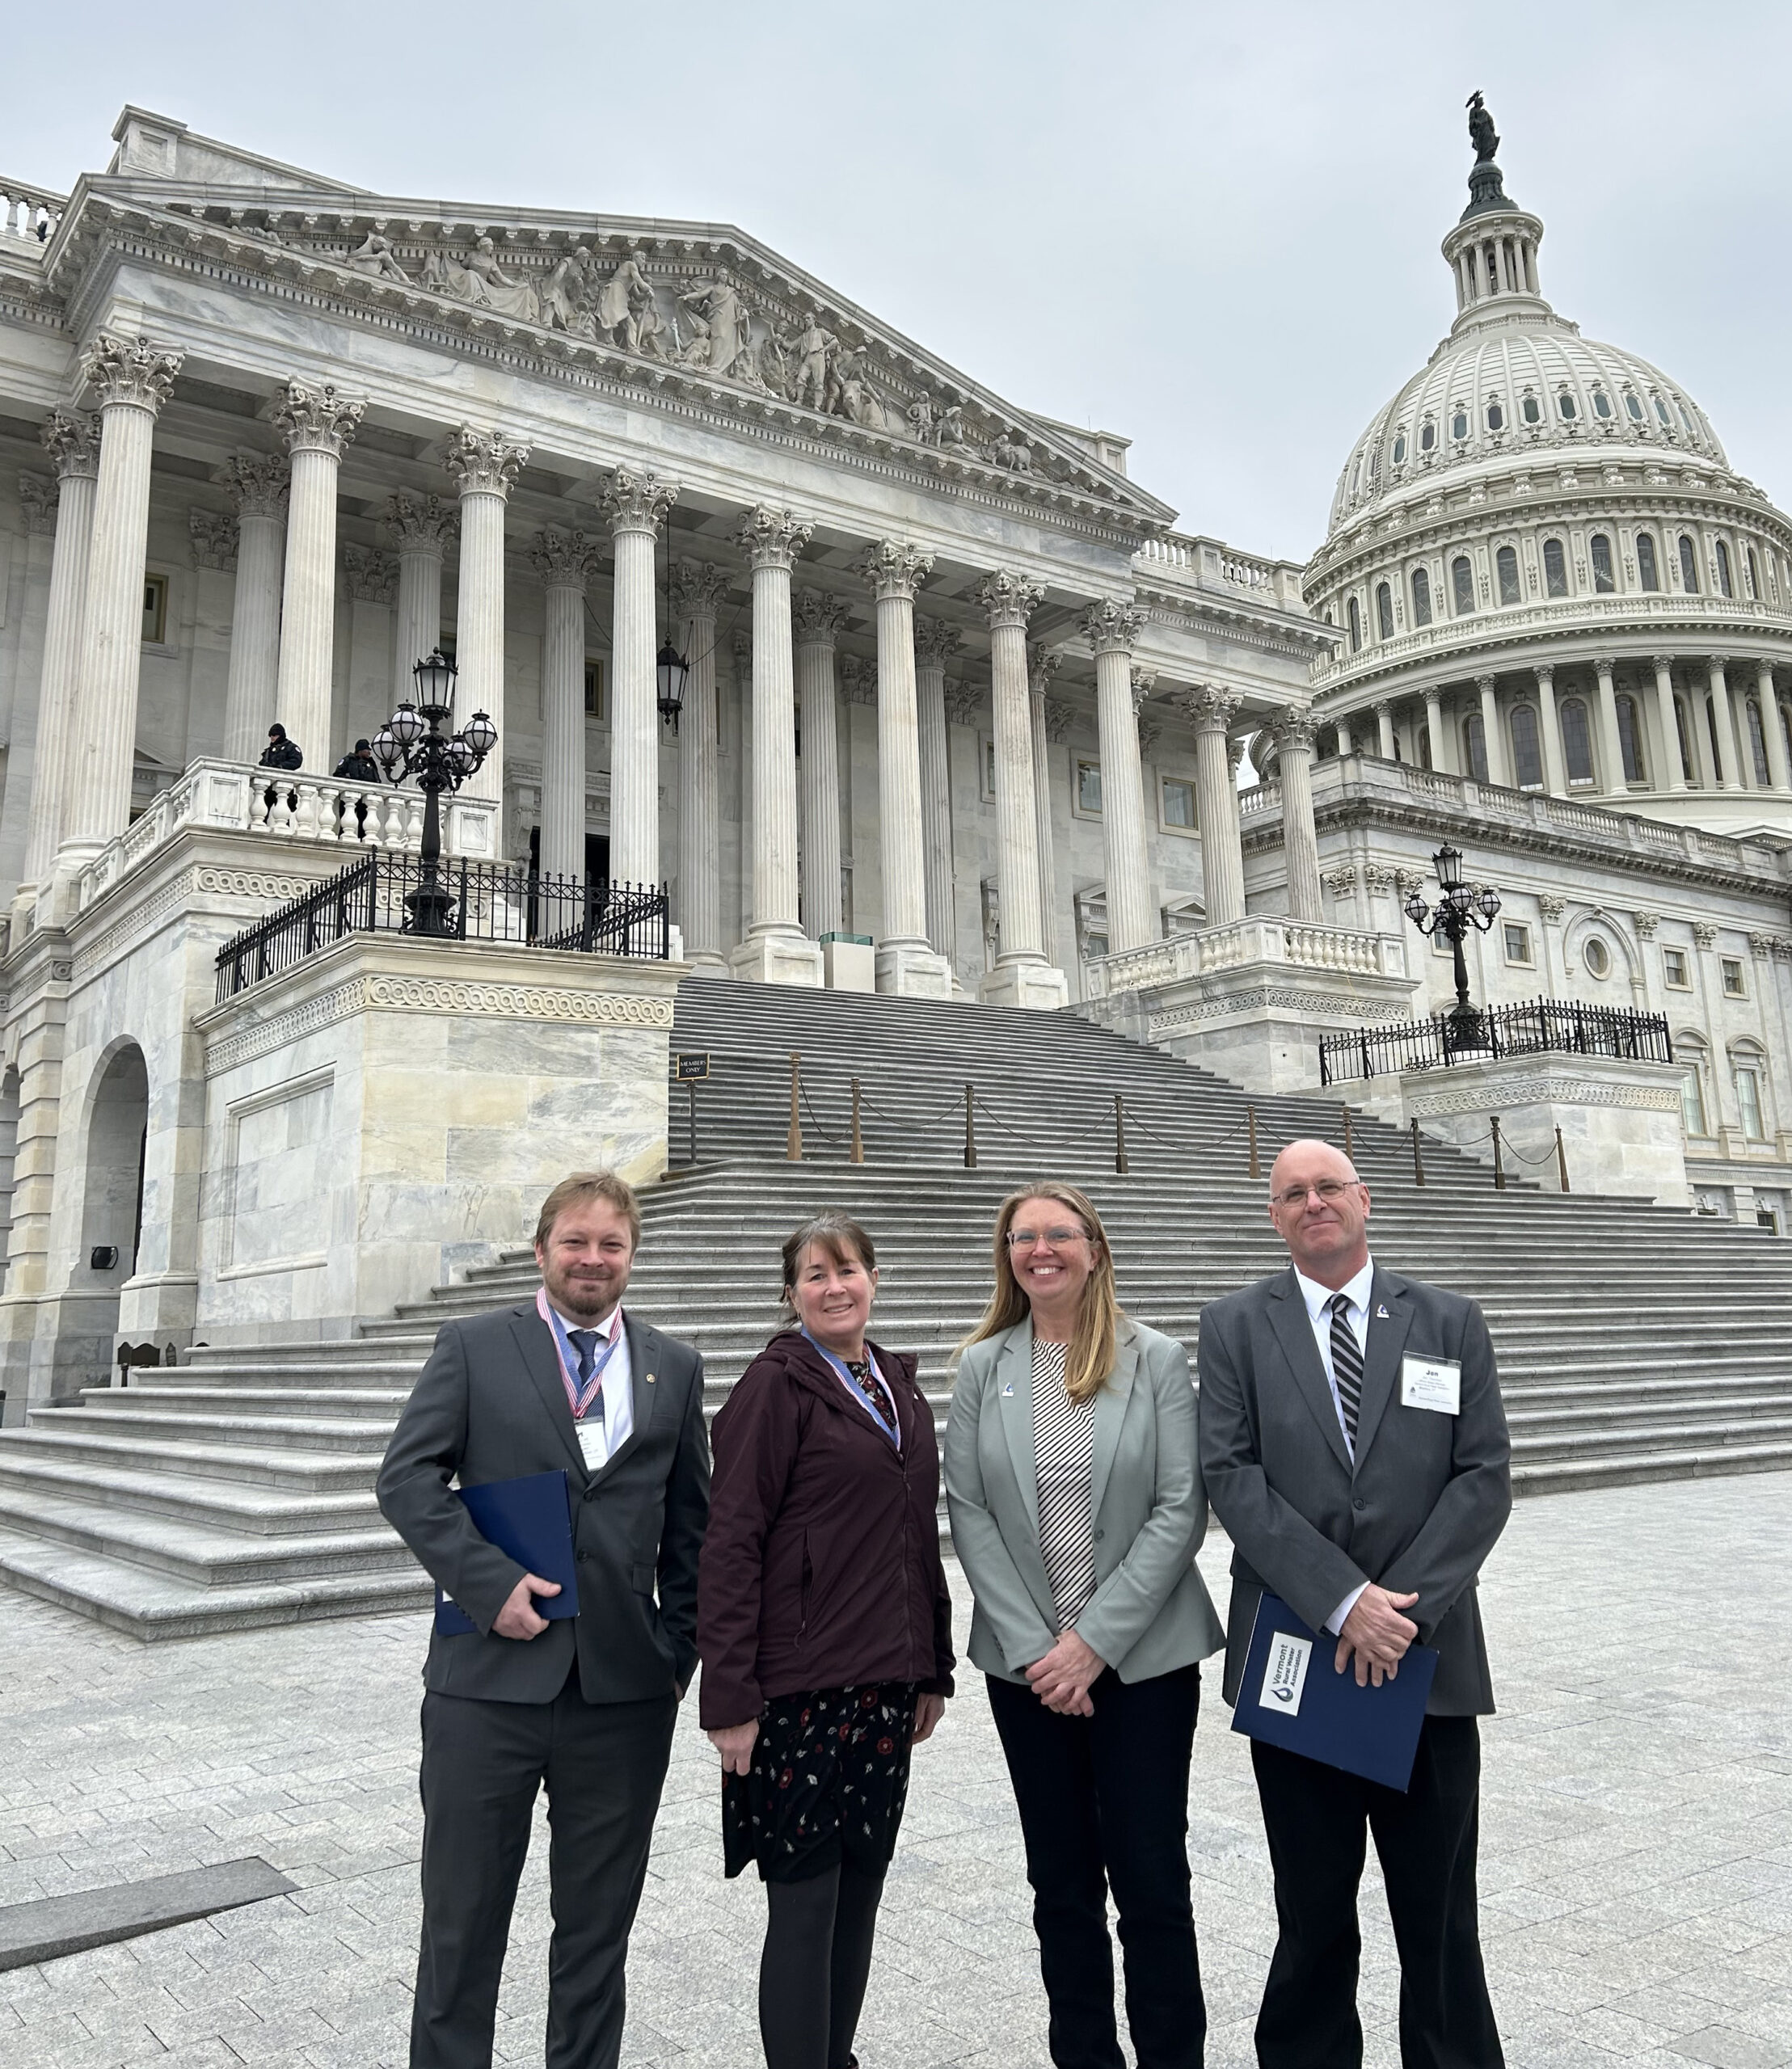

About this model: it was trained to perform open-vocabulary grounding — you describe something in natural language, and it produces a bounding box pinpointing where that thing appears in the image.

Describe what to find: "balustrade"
[1083,916,1402,998]
[0,179,62,242]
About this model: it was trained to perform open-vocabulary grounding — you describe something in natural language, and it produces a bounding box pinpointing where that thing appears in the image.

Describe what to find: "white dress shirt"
[1292,1255,1374,1637]
[547,1300,635,1470]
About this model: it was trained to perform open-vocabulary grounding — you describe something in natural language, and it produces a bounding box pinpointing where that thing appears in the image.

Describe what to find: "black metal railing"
[1318,997,1674,1086]
[215,853,670,1001]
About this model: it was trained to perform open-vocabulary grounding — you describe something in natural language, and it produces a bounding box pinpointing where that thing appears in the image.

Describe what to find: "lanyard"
[802,1329,900,1448]
[537,1287,624,1421]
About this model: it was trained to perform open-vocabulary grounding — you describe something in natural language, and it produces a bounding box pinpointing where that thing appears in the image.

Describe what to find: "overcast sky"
[11,2,1790,567]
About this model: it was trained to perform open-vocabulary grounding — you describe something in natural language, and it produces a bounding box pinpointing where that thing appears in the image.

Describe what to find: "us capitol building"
[0,99,1786,1412]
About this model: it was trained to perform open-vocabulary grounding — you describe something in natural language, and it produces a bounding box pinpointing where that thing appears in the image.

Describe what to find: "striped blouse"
[1031,1339,1098,1631]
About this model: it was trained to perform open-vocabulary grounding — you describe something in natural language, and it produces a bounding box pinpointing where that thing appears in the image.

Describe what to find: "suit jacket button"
[577,1549,591,1563]
[1352,1498,1366,1512]
[1093,1529,1104,1542]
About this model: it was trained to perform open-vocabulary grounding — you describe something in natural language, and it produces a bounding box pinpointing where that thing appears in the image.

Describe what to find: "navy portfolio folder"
[434,1468,580,1637]
[1230,1592,1439,1791]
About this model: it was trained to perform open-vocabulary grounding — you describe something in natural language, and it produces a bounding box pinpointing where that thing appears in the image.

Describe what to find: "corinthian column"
[1759,662,1790,792]
[386,491,457,704]
[914,617,959,967]
[1706,655,1741,789]
[860,541,951,996]
[730,504,822,985]
[793,590,848,944]
[271,378,362,769]
[1594,659,1627,797]
[1653,657,1688,793]
[445,426,528,826]
[1179,685,1246,926]
[59,335,184,869]
[216,452,289,763]
[1268,708,1323,922]
[533,529,601,883]
[674,560,732,971]
[1535,664,1566,794]
[600,466,678,891]
[1027,643,1063,966]
[17,411,99,912]
[1082,599,1156,954]
[976,571,1067,1009]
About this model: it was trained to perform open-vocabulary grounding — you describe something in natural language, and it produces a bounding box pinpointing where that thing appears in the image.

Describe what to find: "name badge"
[1401,1355,1461,1415]
[576,1419,608,1469]
[1258,1629,1313,1716]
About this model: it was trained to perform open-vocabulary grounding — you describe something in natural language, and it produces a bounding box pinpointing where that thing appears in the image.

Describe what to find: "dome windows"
[1558,390,1578,422]
[1625,391,1646,423]
[1462,711,1490,782]
[1748,546,1761,600]
[1510,705,1545,790]
[1561,697,1595,785]
[1486,401,1505,432]
[1451,408,1469,441]
[1544,538,1569,599]
[1655,394,1672,427]
[1452,555,1476,616]
[1393,432,1407,465]
[1521,394,1541,426]
[1376,581,1395,640]
[1717,539,1735,599]
[1592,388,1613,419]
[1347,594,1362,651]
[1420,419,1436,453]
[1497,545,1521,605]
[1678,533,1700,594]
[1678,401,1695,436]
[1591,533,1616,592]
[1637,532,1661,591]
[1411,567,1433,627]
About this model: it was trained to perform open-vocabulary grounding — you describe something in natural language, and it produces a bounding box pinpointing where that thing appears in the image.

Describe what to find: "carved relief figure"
[465,235,539,322]
[348,231,410,284]
[989,431,1033,473]
[596,249,654,351]
[790,317,837,412]
[679,280,747,379]
[831,345,888,430]
[538,251,584,331]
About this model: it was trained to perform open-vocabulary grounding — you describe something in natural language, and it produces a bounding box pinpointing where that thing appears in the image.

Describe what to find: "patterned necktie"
[1327,1292,1363,1448]
[567,1329,600,1416]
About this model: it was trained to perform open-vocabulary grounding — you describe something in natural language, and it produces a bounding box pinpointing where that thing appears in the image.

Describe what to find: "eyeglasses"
[1271,1179,1361,1208]
[1007,1226,1090,1249]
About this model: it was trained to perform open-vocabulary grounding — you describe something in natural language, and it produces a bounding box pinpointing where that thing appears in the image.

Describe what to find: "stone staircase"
[0,980,1788,1637]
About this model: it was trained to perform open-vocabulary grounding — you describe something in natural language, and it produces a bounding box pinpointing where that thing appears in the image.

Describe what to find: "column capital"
[344,541,397,602]
[1042,696,1074,742]
[1372,697,1395,717]
[386,487,457,549]
[672,558,732,622]
[1754,658,1776,685]
[82,331,183,413]
[1129,665,1157,712]
[18,474,57,535]
[732,629,753,677]
[41,407,99,481]
[217,450,290,520]
[736,503,812,570]
[1227,736,1248,774]
[1595,655,1617,682]
[976,568,1044,631]
[1174,684,1242,733]
[1267,705,1318,752]
[792,589,851,645]
[190,508,238,571]
[275,377,364,457]
[1474,673,1498,695]
[447,423,529,497]
[945,685,985,727]
[530,527,602,588]
[858,539,934,600]
[1651,654,1676,672]
[841,655,879,706]
[1632,909,1660,939]
[601,464,678,537]
[1027,642,1062,693]
[1533,662,1556,689]
[913,617,962,671]
[1707,652,1731,672]
[1080,596,1145,655]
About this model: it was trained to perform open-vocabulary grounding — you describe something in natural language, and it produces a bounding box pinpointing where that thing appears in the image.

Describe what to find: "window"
[1637,532,1660,590]
[1748,699,1771,786]
[1522,394,1541,425]
[1681,1056,1710,1136]
[1347,595,1361,651]
[1075,758,1103,815]
[582,659,606,719]
[1591,533,1616,592]
[1655,395,1672,427]
[1679,402,1696,437]
[1583,935,1612,980]
[1411,567,1432,626]
[1544,538,1568,597]
[1748,547,1760,600]
[1451,409,1469,440]
[1558,391,1578,421]
[1662,947,1690,988]
[1561,697,1595,783]
[1510,706,1544,789]
[1393,433,1406,465]
[1161,776,1195,831]
[1593,388,1613,419]
[142,574,169,647]
[1676,697,1698,785]
[1420,419,1436,453]
[1452,555,1475,615]
[1496,545,1520,605]
[1735,1062,1766,1141]
[1716,539,1734,598]
[1625,390,1645,423]
[1462,711,1489,782]
[1486,401,1504,432]
[1616,693,1645,782]
[1376,581,1394,640]
[1722,957,1746,998]
[1503,921,1533,966]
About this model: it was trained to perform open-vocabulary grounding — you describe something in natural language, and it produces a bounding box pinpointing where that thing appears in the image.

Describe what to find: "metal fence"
[1318,997,1674,1086]
[215,853,670,1001]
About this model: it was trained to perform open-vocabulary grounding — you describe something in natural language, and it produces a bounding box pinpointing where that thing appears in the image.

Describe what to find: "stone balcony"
[1132,532,1312,618]
[1082,916,1406,1002]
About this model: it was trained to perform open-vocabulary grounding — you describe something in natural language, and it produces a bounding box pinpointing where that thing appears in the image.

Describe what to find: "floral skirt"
[723,1681,921,1884]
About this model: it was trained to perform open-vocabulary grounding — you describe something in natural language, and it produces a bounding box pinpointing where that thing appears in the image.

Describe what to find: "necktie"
[568,1329,601,1416]
[1328,1292,1363,1449]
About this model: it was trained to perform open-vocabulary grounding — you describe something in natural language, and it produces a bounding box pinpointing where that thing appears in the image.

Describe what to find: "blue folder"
[1230,1591,1438,1792]
[434,1468,580,1637]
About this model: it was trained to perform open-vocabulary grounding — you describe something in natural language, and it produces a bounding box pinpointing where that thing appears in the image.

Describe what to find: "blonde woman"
[943,1182,1223,2069]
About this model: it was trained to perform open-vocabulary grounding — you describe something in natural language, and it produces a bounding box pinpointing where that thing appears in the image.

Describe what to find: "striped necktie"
[1327,1292,1363,1448]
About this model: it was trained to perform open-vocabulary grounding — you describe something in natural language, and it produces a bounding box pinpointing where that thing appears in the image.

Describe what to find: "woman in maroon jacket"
[699,1211,954,2069]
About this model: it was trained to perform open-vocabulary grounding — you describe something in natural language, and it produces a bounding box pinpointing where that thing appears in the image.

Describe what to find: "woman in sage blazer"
[944,1180,1223,2069]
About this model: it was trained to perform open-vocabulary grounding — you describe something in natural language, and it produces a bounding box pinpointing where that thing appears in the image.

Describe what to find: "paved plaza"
[2,1473,1790,2069]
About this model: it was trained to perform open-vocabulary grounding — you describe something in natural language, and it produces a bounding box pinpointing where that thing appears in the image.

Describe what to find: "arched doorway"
[77,1043,150,1355]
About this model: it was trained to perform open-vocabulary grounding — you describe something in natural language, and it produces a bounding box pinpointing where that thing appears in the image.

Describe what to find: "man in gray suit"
[1197,1137,1511,2069]
[378,1170,710,2069]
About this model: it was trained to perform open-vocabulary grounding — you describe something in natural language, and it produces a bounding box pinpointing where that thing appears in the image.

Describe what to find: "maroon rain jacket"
[698,1330,955,1729]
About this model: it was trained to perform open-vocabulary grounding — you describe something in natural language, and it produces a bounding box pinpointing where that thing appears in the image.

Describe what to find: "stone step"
[0,1426,377,1490]
[27,1405,393,1455]
[0,1453,382,1536]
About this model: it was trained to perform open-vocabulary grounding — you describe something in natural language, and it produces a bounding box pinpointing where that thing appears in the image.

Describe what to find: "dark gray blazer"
[377,1303,710,1705]
[1196,1262,1511,1717]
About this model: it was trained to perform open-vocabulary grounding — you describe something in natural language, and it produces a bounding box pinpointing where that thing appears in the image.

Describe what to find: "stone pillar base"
[875,942,954,998]
[980,959,1069,1011]
[729,929,824,988]
[118,1270,200,1348]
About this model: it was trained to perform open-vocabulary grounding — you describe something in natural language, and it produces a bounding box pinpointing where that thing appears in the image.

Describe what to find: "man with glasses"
[1197,1137,1512,2068]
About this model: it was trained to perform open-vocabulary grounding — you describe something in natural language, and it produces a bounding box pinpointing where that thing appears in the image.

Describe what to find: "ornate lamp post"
[1404,839,1502,1046]
[372,648,498,935]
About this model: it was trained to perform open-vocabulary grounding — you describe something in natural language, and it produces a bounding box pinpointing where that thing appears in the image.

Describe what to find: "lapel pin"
[646,1372,656,1385]
[1376,1304,1390,1319]
[1001,1382,1014,1397]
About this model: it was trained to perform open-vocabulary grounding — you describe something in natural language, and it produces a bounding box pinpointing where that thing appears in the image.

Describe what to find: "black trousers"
[411,1675,678,2069]
[1251,1716,1503,2069]
[988,1664,1205,2069]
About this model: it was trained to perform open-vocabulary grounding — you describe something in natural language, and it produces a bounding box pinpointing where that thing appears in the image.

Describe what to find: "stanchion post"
[964,1083,977,1169]
[786,1051,803,1162]
[850,1078,865,1165]
[1491,1113,1505,1190]
[1115,1093,1128,1175]
[1343,1108,1354,1165]
[1247,1103,1260,1181]
[688,1077,698,1168]
[1555,1123,1570,1193]
[1410,1118,1426,1187]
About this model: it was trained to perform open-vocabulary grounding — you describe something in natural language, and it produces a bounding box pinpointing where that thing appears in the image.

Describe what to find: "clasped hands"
[1025,1629,1106,1715]
[1335,1582,1420,1688]
[706,1693,947,1776]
